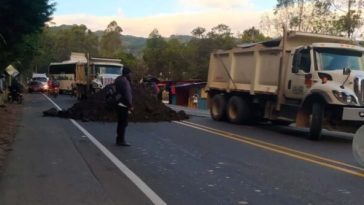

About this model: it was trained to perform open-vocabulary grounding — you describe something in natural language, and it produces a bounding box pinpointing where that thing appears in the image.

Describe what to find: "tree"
[100,21,123,57]
[206,24,236,49]
[263,0,363,37]
[164,39,190,80]
[29,25,99,73]
[191,27,206,39]
[0,0,55,70]
[239,27,271,43]
[331,0,363,37]
[143,29,169,77]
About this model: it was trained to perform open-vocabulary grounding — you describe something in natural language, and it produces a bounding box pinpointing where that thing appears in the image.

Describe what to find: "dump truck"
[49,52,123,99]
[206,30,364,140]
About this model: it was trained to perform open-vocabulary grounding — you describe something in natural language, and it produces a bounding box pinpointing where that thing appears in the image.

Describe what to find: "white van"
[31,73,49,89]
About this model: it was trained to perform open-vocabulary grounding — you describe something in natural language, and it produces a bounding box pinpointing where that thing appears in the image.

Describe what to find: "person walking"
[114,67,133,146]
[10,78,20,103]
[0,74,5,107]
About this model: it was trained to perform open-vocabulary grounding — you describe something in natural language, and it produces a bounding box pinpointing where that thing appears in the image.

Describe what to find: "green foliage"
[239,27,271,43]
[143,29,169,77]
[191,27,206,38]
[100,21,123,57]
[0,0,55,71]
[269,0,363,37]
[122,35,147,57]
[142,25,239,81]
[29,25,100,73]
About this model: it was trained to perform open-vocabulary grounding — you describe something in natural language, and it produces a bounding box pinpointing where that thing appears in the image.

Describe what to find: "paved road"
[1,93,364,205]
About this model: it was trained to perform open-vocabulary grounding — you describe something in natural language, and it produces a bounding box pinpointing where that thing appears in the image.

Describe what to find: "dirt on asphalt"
[43,85,189,122]
[0,104,22,174]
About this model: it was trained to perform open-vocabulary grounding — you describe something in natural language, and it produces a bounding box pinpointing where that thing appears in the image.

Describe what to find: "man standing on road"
[114,67,133,146]
[0,74,5,107]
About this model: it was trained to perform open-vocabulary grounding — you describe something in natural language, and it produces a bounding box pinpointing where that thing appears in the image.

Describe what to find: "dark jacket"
[114,75,132,108]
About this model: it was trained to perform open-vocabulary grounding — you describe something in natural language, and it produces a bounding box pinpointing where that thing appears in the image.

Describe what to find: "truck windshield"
[315,48,364,71]
[95,65,122,75]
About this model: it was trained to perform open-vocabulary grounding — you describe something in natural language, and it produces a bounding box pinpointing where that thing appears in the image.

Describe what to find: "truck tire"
[210,94,227,121]
[309,102,324,140]
[227,96,251,124]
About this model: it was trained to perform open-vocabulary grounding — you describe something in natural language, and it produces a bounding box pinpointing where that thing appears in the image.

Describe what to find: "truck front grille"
[354,77,364,105]
[102,78,114,87]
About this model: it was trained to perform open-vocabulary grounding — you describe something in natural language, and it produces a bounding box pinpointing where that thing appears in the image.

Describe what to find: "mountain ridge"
[52,25,193,56]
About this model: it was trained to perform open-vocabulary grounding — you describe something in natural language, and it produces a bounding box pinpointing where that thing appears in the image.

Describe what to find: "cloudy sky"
[51,0,276,37]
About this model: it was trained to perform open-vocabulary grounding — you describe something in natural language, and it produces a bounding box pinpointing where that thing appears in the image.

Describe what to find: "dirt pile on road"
[44,85,188,122]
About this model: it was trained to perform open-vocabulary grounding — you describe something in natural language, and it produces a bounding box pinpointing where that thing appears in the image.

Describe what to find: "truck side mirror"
[343,67,351,75]
[292,53,302,73]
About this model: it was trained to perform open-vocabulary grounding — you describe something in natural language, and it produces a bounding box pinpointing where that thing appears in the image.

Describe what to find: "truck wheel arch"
[298,92,328,140]
[301,92,330,112]
[210,94,227,121]
[296,93,328,128]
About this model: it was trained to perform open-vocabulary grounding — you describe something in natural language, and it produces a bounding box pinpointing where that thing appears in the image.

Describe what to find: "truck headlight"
[332,90,357,105]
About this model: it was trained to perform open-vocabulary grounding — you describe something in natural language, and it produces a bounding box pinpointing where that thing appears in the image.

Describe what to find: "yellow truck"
[206,30,364,140]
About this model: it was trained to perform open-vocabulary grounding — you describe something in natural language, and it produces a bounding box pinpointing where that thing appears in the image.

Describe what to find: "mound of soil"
[44,85,188,122]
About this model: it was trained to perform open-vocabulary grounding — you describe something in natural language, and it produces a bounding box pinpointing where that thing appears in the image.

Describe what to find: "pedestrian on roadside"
[10,78,20,103]
[114,67,133,146]
[0,74,5,107]
[192,94,199,108]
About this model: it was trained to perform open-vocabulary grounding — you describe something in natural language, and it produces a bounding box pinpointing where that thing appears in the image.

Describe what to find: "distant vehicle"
[49,62,79,94]
[49,52,123,100]
[206,29,364,140]
[28,81,46,93]
[47,79,60,98]
[31,73,49,91]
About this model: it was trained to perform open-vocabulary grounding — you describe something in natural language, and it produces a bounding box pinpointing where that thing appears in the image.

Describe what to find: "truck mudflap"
[342,107,364,121]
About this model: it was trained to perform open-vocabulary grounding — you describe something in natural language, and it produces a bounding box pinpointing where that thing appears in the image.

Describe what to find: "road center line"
[42,94,166,205]
[182,121,364,171]
[174,121,364,178]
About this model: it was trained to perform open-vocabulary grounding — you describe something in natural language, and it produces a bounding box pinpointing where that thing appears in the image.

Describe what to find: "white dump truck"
[206,30,364,140]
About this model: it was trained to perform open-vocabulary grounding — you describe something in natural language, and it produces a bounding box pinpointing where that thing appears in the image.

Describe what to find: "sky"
[51,0,277,37]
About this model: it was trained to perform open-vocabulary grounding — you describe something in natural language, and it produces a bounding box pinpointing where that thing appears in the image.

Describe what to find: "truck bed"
[207,46,282,95]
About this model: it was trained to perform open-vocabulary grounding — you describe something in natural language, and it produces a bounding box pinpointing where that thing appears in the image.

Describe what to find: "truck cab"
[90,61,123,92]
[286,43,364,137]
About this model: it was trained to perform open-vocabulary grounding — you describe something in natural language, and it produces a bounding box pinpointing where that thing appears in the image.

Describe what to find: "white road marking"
[42,94,166,205]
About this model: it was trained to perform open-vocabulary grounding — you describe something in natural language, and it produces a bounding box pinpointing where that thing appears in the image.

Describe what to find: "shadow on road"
[259,123,353,144]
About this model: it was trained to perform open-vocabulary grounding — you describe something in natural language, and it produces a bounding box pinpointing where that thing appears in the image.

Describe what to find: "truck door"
[285,47,312,99]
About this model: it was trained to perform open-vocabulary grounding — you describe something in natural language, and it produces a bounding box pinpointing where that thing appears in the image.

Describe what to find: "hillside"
[53,25,192,57]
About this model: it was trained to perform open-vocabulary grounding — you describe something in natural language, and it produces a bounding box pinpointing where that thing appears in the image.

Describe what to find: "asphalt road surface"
[1,93,364,205]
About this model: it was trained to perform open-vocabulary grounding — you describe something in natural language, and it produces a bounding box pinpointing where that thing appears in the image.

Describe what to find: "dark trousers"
[116,106,129,143]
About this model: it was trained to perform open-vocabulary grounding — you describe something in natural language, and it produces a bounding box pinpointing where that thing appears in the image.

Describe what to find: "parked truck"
[49,52,123,99]
[206,30,364,140]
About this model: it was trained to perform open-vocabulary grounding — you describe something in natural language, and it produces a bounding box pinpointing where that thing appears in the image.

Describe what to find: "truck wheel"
[309,102,324,140]
[210,95,226,121]
[227,96,251,124]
